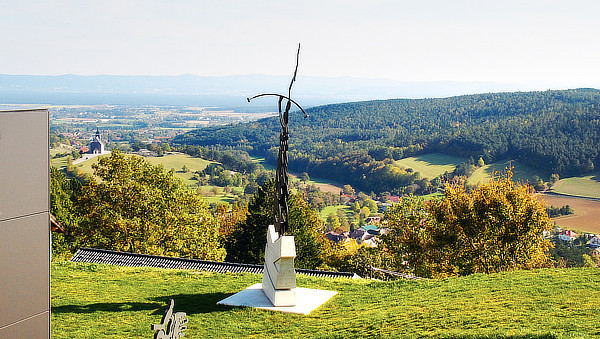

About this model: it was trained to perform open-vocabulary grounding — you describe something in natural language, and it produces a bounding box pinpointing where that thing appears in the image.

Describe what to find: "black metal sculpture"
[247,44,308,236]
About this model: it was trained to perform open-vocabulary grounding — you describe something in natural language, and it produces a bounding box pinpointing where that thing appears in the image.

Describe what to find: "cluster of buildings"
[555,229,600,248]
[325,217,389,248]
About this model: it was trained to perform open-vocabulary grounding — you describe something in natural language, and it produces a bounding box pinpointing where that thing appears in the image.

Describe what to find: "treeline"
[50,151,328,270]
[174,89,600,193]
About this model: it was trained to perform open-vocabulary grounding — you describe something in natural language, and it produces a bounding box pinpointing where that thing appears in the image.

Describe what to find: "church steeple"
[89,128,104,154]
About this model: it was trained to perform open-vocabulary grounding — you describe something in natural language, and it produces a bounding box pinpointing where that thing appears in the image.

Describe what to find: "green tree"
[364,199,378,215]
[226,179,326,269]
[50,167,82,257]
[360,206,371,219]
[300,172,310,183]
[75,150,225,260]
[343,184,355,196]
[326,213,341,231]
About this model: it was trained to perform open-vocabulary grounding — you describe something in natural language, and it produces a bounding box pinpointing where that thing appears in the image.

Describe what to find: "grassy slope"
[52,262,600,338]
[467,160,542,186]
[144,153,214,186]
[552,172,600,199]
[72,153,215,186]
[395,153,466,179]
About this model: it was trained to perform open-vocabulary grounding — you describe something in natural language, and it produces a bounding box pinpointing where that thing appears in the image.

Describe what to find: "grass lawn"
[197,186,244,205]
[73,153,215,187]
[50,155,70,169]
[74,154,106,174]
[52,261,600,338]
[467,160,542,186]
[145,153,215,186]
[395,153,466,179]
[552,172,600,199]
[319,205,355,229]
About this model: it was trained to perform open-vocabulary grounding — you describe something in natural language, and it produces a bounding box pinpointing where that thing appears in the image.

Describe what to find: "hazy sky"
[2,0,600,85]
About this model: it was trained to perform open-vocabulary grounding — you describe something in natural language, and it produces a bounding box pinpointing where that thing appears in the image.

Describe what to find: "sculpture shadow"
[445,335,557,339]
[51,301,161,314]
[52,293,234,315]
[149,292,234,315]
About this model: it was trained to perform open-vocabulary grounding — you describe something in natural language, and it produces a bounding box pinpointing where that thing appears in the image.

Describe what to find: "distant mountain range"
[0,74,586,109]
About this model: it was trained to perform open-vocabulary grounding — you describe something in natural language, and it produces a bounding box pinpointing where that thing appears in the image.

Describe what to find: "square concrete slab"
[217,283,337,315]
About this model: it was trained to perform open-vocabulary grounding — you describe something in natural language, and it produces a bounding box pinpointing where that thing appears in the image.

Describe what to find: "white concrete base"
[217,283,337,315]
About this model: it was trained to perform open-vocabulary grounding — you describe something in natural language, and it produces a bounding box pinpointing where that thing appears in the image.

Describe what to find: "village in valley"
[51,110,600,272]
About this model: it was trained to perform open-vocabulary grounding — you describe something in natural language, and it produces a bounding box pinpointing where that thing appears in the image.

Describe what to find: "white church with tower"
[89,128,104,154]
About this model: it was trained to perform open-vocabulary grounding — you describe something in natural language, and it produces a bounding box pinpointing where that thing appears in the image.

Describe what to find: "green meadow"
[144,153,215,186]
[71,153,215,187]
[466,160,542,186]
[395,153,466,179]
[52,261,600,338]
[552,172,600,199]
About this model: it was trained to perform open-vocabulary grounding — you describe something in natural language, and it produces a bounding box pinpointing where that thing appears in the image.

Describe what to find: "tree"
[384,171,553,278]
[326,213,341,232]
[342,184,355,196]
[226,179,326,269]
[300,172,310,183]
[75,150,225,260]
[550,173,560,185]
[50,167,82,256]
[360,206,371,219]
[364,199,378,214]
[351,201,361,213]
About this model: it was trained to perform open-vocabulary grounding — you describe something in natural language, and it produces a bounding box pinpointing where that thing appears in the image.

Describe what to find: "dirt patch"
[540,194,600,233]
[312,183,342,195]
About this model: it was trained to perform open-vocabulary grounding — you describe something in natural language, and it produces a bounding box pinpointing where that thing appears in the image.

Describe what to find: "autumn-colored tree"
[75,150,225,260]
[384,171,553,278]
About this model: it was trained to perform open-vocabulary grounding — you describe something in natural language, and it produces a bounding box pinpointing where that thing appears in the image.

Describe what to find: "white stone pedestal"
[262,225,297,306]
[217,225,338,314]
[217,283,337,315]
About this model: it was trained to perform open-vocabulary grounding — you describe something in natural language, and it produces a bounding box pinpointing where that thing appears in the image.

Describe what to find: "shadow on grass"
[149,292,234,315]
[52,302,162,314]
[447,335,557,339]
[52,292,235,315]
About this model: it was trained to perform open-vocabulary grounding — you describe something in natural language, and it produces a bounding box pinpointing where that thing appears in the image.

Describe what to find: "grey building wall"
[0,109,50,338]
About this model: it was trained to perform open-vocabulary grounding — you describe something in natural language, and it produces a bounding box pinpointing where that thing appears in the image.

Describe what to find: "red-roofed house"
[558,230,578,242]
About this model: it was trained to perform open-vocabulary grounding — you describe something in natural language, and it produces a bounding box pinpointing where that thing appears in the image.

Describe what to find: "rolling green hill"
[466,160,542,186]
[552,172,600,199]
[395,153,466,179]
[52,261,600,338]
[73,153,215,186]
[174,89,600,194]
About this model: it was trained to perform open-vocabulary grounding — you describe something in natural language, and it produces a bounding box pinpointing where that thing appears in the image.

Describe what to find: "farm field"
[552,172,600,199]
[466,160,542,186]
[395,153,466,179]
[51,261,600,338]
[291,174,344,195]
[541,194,600,234]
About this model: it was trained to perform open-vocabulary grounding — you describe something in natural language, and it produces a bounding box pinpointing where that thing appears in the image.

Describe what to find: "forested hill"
[173,89,600,193]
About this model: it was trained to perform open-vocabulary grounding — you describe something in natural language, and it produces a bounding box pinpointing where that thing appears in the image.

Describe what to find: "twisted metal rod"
[246,44,307,236]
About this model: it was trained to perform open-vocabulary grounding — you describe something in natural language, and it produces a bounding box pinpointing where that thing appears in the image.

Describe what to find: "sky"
[2,0,600,86]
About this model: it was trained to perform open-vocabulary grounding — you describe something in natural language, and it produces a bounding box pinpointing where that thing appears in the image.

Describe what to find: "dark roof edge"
[70,247,360,279]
